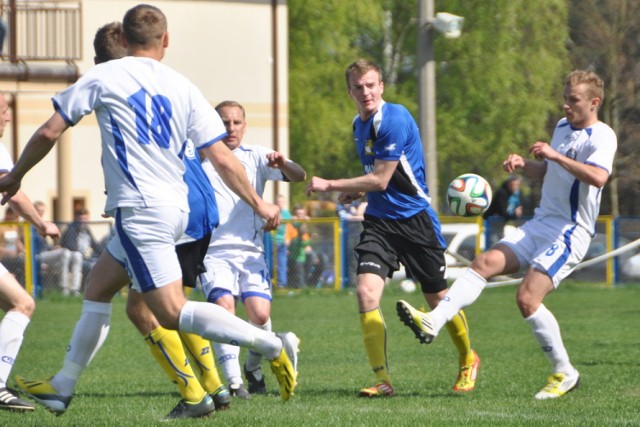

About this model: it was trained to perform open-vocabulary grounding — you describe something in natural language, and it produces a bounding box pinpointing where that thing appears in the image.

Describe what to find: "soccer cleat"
[269,332,299,401]
[15,376,71,414]
[534,371,580,400]
[164,394,215,420]
[211,385,231,410]
[358,382,395,397]
[228,383,251,399]
[396,300,437,344]
[0,387,35,412]
[453,350,480,392]
[244,364,267,395]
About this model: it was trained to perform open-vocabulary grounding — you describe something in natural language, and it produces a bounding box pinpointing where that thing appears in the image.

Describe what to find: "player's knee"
[14,293,36,318]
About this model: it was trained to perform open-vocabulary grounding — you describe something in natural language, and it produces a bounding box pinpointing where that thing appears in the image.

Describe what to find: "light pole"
[418,0,463,211]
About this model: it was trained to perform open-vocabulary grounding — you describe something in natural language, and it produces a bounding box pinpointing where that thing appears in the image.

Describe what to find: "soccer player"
[397,69,616,399]
[91,21,231,417]
[7,4,298,419]
[306,59,479,397]
[201,101,306,398]
[0,92,61,412]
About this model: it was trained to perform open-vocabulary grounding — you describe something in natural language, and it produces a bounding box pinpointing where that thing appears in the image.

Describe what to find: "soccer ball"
[447,173,493,217]
[399,279,417,293]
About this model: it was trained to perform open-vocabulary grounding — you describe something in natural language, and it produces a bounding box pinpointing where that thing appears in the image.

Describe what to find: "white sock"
[0,311,30,388]
[52,301,112,396]
[526,304,574,375]
[431,268,487,331]
[179,301,281,360]
[245,318,271,373]
[213,342,242,385]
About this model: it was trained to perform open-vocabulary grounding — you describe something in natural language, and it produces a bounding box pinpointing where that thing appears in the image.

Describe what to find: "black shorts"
[175,233,211,288]
[354,210,447,294]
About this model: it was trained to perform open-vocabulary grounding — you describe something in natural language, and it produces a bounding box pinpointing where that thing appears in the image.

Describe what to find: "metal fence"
[4,215,639,298]
[0,220,112,297]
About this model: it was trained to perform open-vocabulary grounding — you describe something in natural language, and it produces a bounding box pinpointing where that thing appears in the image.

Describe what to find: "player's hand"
[266,152,286,169]
[502,154,525,173]
[0,173,22,205]
[257,201,281,231]
[528,141,557,161]
[306,176,331,196]
[38,221,61,239]
[338,192,364,204]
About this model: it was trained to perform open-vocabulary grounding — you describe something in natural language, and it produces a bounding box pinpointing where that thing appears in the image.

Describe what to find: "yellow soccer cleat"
[358,382,395,398]
[534,371,580,400]
[396,300,437,344]
[269,332,299,401]
[453,350,480,392]
[15,376,71,415]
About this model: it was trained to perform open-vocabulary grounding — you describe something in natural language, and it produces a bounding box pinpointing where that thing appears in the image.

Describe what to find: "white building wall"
[0,0,289,231]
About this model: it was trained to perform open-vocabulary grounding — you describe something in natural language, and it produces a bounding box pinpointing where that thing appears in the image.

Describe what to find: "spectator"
[32,201,83,296]
[0,206,24,282]
[60,208,101,286]
[274,195,292,288]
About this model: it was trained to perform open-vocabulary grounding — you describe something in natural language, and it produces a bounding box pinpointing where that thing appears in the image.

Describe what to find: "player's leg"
[16,251,129,414]
[208,293,248,398]
[126,288,212,404]
[519,270,580,399]
[174,237,228,406]
[243,296,271,395]
[357,271,393,397]
[0,266,35,411]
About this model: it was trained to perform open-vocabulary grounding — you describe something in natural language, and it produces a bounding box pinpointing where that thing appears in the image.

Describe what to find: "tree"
[289,1,569,214]
[568,0,640,215]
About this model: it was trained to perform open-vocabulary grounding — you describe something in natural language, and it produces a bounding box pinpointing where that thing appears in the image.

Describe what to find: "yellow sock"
[145,326,205,402]
[360,307,391,385]
[445,309,474,366]
[179,331,223,393]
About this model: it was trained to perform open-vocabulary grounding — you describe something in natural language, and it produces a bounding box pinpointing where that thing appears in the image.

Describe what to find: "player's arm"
[306,158,397,196]
[4,184,60,238]
[503,152,547,181]
[529,141,608,187]
[202,142,280,230]
[0,112,69,204]
[266,151,307,182]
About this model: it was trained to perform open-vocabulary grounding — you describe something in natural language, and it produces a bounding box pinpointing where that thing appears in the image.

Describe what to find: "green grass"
[3,282,640,426]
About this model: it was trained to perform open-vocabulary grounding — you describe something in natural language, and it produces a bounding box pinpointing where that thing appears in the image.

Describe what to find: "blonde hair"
[565,70,604,105]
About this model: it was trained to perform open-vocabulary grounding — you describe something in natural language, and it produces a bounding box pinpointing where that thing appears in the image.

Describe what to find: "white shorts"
[200,248,272,303]
[499,216,591,288]
[107,206,188,292]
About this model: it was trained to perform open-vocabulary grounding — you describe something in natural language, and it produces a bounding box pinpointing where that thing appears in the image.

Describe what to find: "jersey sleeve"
[372,106,408,161]
[187,83,227,149]
[585,124,617,174]
[52,69,102,126]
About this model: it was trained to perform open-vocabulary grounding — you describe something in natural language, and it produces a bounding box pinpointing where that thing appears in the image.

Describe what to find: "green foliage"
[435,0,569,206]
[289,1,570,212]
[5,283,640,425]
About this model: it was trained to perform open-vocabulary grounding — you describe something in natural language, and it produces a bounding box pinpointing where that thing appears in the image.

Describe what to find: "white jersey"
[52,56,226,213]
[202,144,286,252]
[534,119,617,234]
[0,144,13,171]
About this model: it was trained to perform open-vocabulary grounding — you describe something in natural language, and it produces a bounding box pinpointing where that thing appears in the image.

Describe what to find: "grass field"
[2,281,639,426]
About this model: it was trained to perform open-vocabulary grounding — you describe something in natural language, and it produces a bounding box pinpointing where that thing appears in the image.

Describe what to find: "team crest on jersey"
[365,139,374,156]
[184,142,197,160]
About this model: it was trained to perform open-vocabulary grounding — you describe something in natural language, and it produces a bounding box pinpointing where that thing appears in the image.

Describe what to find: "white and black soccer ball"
[399,279,417,293]
[447,173,493,217]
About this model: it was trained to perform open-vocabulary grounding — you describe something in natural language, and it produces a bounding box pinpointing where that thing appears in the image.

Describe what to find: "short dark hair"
[122,4,167,48]
[93,22,126,64]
